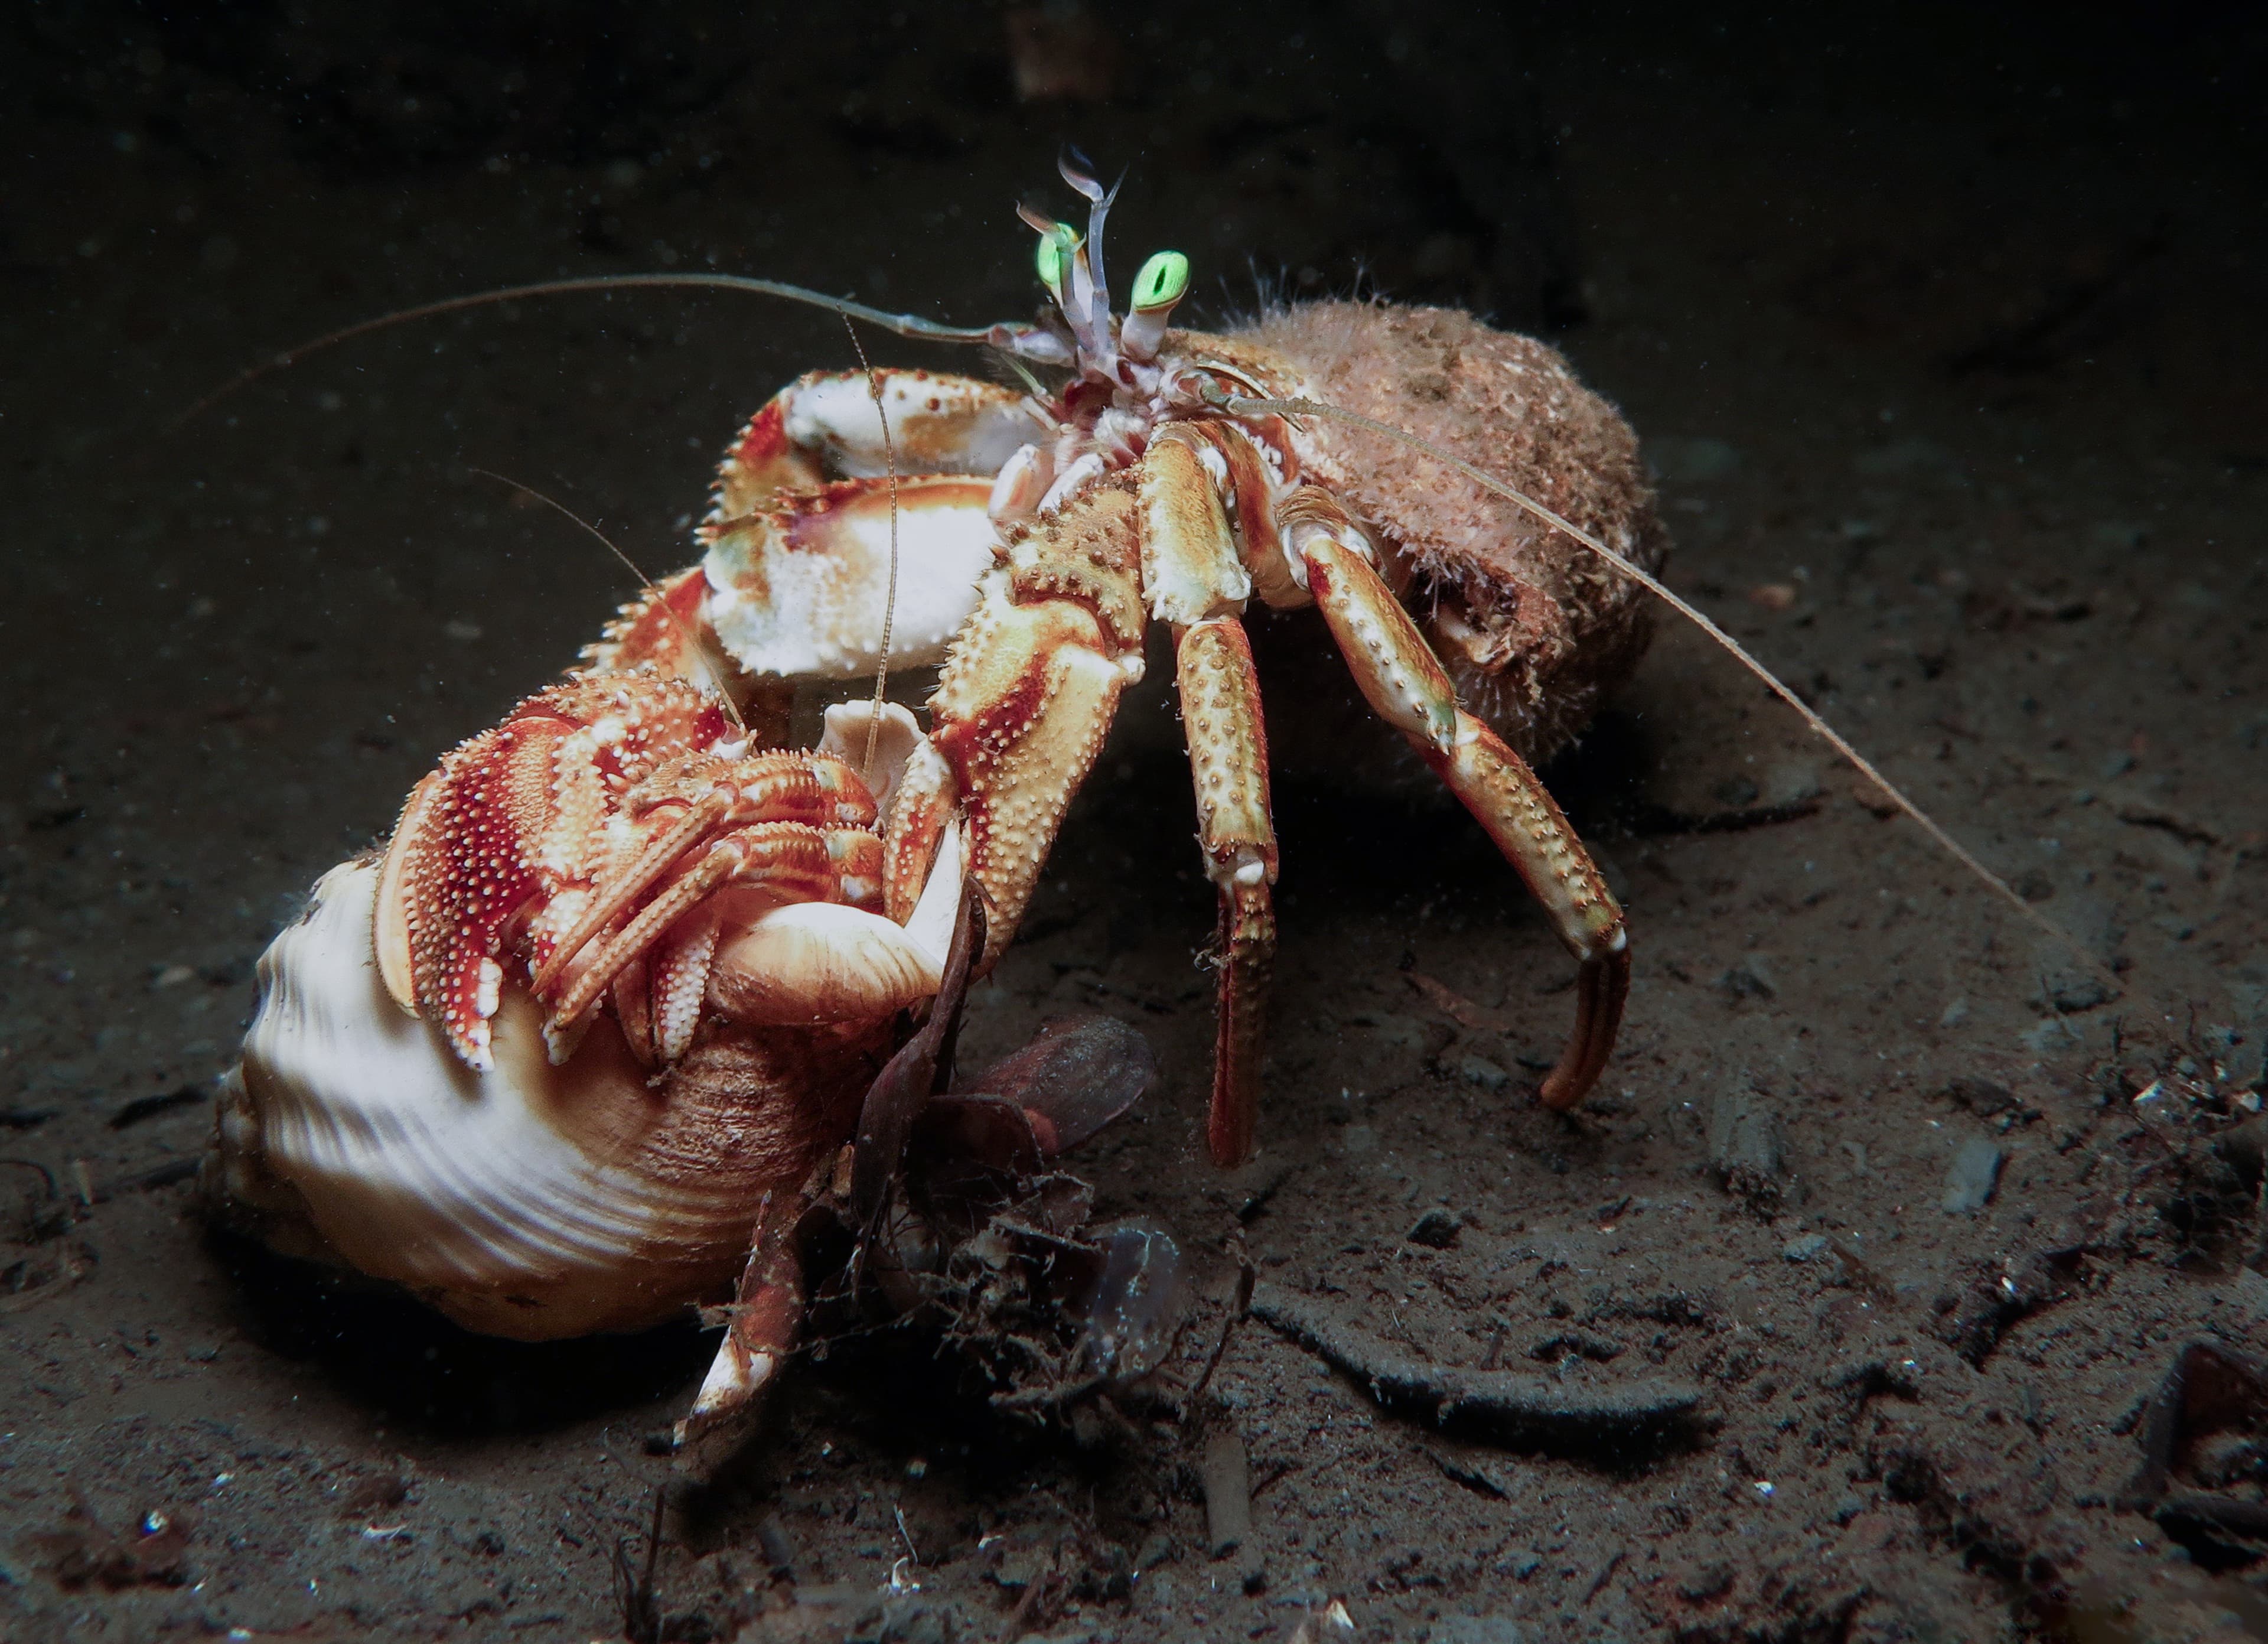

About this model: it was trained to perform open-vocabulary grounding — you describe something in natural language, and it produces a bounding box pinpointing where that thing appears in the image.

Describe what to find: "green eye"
[1131,250,1190,311]
[1035,225,1080,300]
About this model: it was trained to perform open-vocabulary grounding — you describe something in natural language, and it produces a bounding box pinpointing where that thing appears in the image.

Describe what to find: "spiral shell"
[213,858,889,1339]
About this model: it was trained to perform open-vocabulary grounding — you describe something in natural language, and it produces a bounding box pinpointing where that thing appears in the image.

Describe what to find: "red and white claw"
[373,674,733,1071]
[375,674,965,1080]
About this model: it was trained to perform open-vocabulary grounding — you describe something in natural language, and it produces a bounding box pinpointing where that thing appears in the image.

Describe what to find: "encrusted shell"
[213,858,887,1340]
[1210,302,1670,769]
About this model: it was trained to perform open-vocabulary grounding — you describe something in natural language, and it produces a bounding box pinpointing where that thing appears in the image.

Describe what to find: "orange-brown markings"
[771,476,995,554]
[1174,620,1276,877]
[879,756,956,927]
[1003,478,1146,652]
[1161,422,1301,605]
[1170,615,1280,1168]
[546,822,867,1033]
[716,395,825,518]
[384,676,757,1067]
[1210,877,1276,1167]
[530,751,875,998]
[877,373,1026,468]
[1422,715,1620,956]
[930,598,1123,963]
[584,567,712,678]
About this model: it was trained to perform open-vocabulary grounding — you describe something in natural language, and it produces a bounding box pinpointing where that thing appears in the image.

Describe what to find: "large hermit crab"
[576,160,1666,1166]
[214,159,1667,1443]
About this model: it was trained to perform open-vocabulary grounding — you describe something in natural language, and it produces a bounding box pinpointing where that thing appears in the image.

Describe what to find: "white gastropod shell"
[211,696,967,1342]
[213,857,881,1338]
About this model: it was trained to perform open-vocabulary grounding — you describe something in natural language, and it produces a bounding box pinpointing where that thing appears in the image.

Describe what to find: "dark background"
[4,4,2266,1639]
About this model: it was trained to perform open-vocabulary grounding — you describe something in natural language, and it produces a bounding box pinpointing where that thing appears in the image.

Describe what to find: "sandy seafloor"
[4,5,2266,1639]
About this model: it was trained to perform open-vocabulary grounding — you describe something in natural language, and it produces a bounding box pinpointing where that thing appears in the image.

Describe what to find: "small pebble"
[1941,1138,2005,1215]
[1202,1430,1252,1555]
[1458,1054,1510,1093]
[1406,1207,1462,1250]
[1710,1092,1788,1213]
[1722,955,1777,1000]
[1783,1232,1830,1263]
[1833,1494,1867,1524]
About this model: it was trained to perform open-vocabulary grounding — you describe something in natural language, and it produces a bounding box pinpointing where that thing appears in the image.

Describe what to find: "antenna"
[838,321,902,784]
[1213,388,2119,991]
[172,273,1011,431]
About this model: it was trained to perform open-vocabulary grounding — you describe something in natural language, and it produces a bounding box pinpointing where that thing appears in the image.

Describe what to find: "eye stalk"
[1034,223,1081,305]
[1120,249,1189,363]
[1131,250,1188,311]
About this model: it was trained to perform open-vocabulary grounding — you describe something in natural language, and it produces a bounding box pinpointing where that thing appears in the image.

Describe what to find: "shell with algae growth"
[1207,301,1669,769]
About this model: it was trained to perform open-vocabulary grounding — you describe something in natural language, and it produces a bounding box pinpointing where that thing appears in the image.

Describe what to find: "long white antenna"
[1218,388,2116,987]
[840,322,902,783]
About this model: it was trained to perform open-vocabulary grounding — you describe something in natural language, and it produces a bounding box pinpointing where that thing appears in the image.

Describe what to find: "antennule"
[1055,153,1122,343]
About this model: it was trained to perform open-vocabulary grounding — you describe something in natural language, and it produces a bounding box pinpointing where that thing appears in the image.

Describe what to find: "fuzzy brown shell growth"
[1225,302,1670,767]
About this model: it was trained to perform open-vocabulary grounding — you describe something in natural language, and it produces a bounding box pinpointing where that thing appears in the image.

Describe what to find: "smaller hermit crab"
[213,695,962,1342]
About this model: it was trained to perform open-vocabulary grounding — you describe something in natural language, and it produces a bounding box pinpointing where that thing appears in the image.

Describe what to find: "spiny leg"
[892,478,1148,964]
[1138,430,1279,1166]
[1176,619,1278,1164]
[545,823,880,1046]
[670,1176,822,1480]
[528,750,876,997]
[1293,501,1629,1113]
[373,675,732,1068]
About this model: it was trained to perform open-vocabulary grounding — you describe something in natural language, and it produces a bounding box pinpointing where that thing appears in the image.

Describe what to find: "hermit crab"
[567,160,1665,1166]
[211,158,1672,1451]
